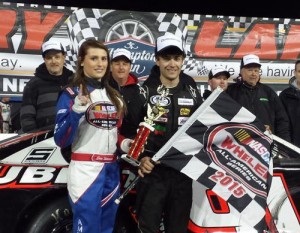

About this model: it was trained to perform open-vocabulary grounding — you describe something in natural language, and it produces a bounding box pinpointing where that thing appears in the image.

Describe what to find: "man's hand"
[264,125,272,135]
[138,156,160,178]
[120,138,134,153]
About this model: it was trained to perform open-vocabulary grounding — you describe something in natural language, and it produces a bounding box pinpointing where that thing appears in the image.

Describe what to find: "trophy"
[121,85,169,167]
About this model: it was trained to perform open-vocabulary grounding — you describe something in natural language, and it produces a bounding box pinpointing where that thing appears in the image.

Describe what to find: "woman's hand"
[72,84,91,113]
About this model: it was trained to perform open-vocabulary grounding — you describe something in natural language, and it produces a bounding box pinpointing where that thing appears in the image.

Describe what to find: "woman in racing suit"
[54,39,130,233]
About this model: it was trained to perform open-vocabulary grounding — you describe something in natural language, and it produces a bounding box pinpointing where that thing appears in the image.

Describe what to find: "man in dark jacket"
[109,48,145,233]
[135,34,203,233]
[226,54,291,142]
[279,60,300,147]
[109,48,144,140]
[20,40,73,133]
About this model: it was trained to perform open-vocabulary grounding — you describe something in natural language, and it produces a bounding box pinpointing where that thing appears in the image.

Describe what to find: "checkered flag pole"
[64,8,103,70]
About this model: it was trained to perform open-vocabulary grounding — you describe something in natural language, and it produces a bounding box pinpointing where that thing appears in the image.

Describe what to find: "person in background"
[109,48,145,232]
[226,54,291,141]
[0,97,11,133]
[9,100,22,133]
[109,48,144,139]
[279,60,300,147]
[202,66,230,100]
[20,40,73,133]
[133,34,203,233]
[54,39,131,233]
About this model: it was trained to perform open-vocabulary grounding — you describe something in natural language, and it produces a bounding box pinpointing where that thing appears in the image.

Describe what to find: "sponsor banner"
[1,2,299,97]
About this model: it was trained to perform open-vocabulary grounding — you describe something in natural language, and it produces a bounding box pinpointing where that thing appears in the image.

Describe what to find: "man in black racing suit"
[132,34,203,233]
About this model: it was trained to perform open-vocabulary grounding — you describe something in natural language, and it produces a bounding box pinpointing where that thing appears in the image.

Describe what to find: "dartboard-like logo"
[85,102,118,129]
[150,95,170,106]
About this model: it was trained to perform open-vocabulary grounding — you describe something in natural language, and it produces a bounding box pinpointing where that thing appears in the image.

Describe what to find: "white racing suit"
[54,85,125,233]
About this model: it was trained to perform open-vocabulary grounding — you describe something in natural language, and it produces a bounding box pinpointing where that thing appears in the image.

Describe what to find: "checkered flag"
[156,13,210,75]
[64,44,77,71]
[181,51,209,76]
[156,13,188,42]
[196,64,209,76]
[64,8,103,70]
[153,89,273,231]
[225,16,257,29]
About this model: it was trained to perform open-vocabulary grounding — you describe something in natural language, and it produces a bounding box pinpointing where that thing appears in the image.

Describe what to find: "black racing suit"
[135,65,203,233]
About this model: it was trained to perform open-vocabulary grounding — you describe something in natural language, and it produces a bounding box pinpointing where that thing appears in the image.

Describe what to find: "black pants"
[136,165,192,233]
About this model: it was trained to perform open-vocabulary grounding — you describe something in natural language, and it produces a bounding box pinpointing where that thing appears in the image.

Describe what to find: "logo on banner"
[205,123,271,197]
[106,38,155,80]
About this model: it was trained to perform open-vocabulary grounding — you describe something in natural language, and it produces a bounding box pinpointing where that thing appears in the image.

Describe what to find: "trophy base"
[121,154,141,167]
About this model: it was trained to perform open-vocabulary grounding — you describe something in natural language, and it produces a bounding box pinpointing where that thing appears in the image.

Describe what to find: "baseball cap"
[111,48,131,62]
[208,67,230,79]
[155,34,185,56]
[240,54,261,68]
[42,40,65,57]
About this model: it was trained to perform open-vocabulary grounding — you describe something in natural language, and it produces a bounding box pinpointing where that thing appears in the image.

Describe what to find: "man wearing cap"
[109,48,144,139]
[20,40,74,133]
[203,66,230,100]
[226,54,290,141]
[109,48,146,232]
[133,34,203,233]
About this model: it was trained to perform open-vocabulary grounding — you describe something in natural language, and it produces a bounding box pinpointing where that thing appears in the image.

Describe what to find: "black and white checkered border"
[65,8,103,70]
[0,1,77,10]
[177,13,300,29]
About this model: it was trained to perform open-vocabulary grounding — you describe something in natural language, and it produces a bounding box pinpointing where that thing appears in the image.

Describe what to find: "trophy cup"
[121,85,169,167]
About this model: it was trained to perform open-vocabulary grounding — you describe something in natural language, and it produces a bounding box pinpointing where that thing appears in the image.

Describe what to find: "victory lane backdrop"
[1,2,300,97]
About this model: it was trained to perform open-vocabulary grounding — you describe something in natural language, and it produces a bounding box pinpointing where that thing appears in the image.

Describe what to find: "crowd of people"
[0,34,299,232]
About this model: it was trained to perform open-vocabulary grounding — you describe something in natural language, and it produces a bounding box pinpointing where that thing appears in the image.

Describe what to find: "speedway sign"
[0,2,299,96]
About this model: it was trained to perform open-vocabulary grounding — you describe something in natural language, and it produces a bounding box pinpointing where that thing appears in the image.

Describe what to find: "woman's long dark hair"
[72,39,126,116]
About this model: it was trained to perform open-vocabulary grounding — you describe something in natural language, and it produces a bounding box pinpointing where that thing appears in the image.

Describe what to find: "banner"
[1,2,299,98]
